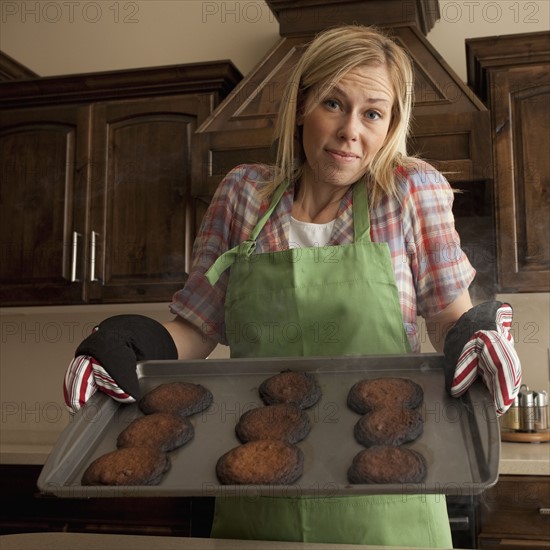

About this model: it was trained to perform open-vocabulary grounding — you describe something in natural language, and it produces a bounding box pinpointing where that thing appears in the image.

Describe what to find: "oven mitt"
[63,354,135,413]
[63,315,178,413]
[443,301,522,416]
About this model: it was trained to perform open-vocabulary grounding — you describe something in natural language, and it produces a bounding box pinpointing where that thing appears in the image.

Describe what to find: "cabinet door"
[479,539,550,549]
[490,64,550,292]
[478,475,550,546]
[87,96,200,303]
[0,105,88,305]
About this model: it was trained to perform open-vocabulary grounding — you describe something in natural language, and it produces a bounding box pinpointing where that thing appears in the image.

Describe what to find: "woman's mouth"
[326,149,360,163]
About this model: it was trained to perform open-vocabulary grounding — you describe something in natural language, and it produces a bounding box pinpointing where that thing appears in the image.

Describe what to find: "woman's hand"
[442,301,522,416]
[64,355,136,413]
[63,315,217,413]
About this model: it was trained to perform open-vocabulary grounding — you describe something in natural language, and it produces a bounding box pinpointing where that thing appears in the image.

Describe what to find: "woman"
[65,25,521,547]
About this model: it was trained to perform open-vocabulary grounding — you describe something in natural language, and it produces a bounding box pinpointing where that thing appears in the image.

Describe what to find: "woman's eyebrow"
[330,85,391,106]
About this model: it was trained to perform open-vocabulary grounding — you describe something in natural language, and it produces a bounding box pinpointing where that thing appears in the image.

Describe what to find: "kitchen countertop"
[0,533,458,550]
[499,439,550,475]
[1,429,60,466]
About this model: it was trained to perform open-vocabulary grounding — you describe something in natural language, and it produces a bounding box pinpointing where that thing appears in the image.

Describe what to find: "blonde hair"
[266,25,415,205]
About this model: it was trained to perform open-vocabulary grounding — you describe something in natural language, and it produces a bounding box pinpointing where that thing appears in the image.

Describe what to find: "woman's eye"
[324,99,340,110]
[366,111,381,120]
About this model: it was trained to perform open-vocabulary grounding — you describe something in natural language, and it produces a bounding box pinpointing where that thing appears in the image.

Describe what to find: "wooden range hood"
[191,0,491,213]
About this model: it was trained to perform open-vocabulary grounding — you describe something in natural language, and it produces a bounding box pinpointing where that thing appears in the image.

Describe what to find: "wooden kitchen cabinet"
[0,51,38,81]
[85,95,203,303]
[477,475,550,549]
[0,62,241,306]
[0,103,89,304]
[0,464,213,537]
[466,32,550,293]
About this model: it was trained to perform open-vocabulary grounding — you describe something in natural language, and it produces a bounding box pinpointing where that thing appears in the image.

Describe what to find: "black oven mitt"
[443,301,522,416]
[64,315,177,413]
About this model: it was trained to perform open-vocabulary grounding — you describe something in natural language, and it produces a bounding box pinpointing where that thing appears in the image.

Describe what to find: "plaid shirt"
[170,163,475,352]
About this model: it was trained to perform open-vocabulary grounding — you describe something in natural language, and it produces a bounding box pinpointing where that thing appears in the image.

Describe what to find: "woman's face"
[299,64,395,190]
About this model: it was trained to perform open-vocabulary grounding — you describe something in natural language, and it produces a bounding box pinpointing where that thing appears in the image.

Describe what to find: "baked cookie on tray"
[348,445,427,484]
[259,370,321,409]
[216,440,304,485]
[138,381,213,417]
[347,377,423,414]
[81,446,170,486]
[236,403,311,444]
[354,407,424,447]
[117,412,194,452]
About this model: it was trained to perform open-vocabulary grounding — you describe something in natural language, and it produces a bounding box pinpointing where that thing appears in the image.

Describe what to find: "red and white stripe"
[91,360,135,404]
[63,355,135,414]
[63,356,98,413]
[450,304,522,416]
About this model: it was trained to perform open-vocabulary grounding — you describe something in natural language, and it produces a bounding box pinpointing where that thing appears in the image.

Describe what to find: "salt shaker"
[500,396,520,430]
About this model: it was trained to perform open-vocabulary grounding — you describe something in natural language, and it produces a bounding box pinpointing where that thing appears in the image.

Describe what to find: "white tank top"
[289,216,336,248]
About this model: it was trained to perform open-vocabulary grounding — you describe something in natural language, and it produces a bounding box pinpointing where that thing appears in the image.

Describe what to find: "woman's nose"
[337,115,359,142]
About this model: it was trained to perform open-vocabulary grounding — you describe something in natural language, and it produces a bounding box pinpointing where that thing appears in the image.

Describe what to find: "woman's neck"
[292,177,351,223]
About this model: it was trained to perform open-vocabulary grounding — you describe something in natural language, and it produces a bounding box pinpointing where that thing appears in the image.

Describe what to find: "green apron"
[205,181,453,548]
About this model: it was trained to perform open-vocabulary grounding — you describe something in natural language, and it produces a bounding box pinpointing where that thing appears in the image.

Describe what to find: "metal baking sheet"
[38,353,500,498]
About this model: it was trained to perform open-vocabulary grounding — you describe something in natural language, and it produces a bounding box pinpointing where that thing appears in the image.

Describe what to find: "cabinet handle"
[448,515,470,530]
[540,508,550,515]
[90,231,99,282]
[71,231,81,282]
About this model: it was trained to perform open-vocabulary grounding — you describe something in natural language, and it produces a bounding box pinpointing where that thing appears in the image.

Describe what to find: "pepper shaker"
[518,384,536,432]
[534,391,548,431]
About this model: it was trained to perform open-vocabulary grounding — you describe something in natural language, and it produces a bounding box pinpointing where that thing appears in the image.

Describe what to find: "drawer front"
[480,476,550,538]
[478,537,550,549]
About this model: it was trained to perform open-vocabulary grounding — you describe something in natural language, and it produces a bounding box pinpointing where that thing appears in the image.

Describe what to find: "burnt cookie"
[236,403,311,444]
[117,412,194,452]
[347,377,423,414]
[354,407,424,447]
[216,440,304,485]
[138,381,213,418]
[82,446,170,486]
[259,370,321,409]
[348,445,428,484]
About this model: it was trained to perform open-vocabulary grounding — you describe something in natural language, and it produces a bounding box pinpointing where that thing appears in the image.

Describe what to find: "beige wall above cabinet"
[0,62,242,306]
[467,32,550,293]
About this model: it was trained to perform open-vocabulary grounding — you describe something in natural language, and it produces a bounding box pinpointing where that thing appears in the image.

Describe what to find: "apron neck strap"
[254,179,372,243]
[249,179,288,241]
[352,180,371,243]
[206,178,372,286]
[205,180,288,285]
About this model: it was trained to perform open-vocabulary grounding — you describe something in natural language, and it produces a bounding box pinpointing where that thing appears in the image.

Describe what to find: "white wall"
[0,0,280,76]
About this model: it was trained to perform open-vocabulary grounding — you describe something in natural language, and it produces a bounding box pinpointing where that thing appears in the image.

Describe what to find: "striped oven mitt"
[63,315,178,414]
[63,354,136,413]
[443,301,522,417]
